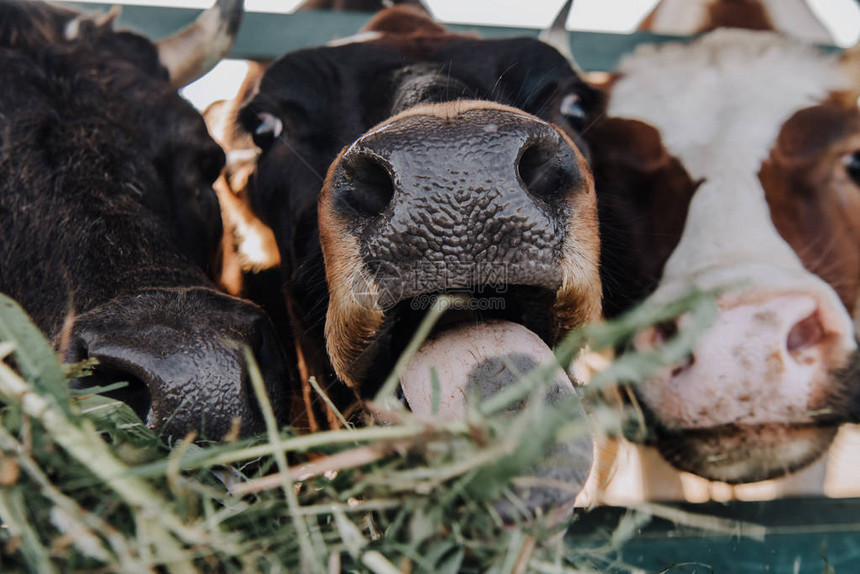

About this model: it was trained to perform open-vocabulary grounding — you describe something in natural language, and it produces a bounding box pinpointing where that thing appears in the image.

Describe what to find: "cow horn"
[156,0,244,88]
[539,0,581,72]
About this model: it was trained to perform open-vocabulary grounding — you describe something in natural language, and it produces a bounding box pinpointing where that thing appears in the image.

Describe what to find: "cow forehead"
[608,29,847,179]
[263,35,575,102]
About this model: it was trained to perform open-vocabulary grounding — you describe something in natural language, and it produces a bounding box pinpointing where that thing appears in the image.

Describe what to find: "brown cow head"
[595,28,860,484]
[0,0,292,441]
[237,7,601,511]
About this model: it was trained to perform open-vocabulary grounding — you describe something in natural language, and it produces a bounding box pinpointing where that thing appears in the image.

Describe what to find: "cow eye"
[252,112,284,151]
[560,93,587,131]
[844,152,860,186]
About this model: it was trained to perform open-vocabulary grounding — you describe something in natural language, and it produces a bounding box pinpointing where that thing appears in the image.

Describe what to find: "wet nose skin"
[329,103,587,300]
[65,287,291,440]
[636,293,850,429]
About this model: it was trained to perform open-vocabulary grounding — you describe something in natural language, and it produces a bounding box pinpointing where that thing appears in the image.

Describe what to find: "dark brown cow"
[228,6,601,509]
[239,4,601,415]
[0,0,292,440]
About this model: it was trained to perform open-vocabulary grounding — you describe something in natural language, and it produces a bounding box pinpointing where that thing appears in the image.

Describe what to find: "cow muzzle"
[65,287,291,440]
[318,101,600,513]
[319,101,600,391]
[631,287,858,483]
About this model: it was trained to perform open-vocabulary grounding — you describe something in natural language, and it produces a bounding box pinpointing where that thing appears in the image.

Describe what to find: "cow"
[227,5,602,508]
[0,0,292,440]
[584,3,860,490]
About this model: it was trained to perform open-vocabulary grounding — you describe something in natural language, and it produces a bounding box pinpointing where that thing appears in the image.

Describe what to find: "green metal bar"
[566,497,860,573]
[61,2,689,71]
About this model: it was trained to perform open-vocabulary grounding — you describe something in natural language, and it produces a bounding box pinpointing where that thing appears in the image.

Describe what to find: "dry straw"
[0,290,752,572]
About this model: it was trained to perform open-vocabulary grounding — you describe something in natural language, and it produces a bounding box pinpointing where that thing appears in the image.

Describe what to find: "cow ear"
[588,117,671,173]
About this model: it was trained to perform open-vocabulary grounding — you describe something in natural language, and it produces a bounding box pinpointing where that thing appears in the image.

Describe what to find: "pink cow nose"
[634,294,847,429]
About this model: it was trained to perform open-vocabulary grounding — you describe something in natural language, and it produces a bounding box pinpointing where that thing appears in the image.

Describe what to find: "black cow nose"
[65,288,291,440]
[327,105,586,300]
[335,106,583,222]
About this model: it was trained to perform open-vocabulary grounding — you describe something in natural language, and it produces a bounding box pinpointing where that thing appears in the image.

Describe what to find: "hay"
[0,290,721,572]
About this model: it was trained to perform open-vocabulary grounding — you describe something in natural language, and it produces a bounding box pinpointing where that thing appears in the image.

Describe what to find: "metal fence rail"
[62,1,693,71]
[567,496,860,573]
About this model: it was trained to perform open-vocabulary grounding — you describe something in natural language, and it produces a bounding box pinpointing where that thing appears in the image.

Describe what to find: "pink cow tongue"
[400,320,593,520]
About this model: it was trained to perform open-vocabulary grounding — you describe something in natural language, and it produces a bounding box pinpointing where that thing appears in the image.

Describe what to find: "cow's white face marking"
[609,30,850,302]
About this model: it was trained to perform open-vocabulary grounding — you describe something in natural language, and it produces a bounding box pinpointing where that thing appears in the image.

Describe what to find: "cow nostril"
[787,311,825,354]
[633,320,678,351]
[67,338,153,425]
[87,362,153,424]
[670,354,695,377]
[342,153,395,217]
[517,136,578,200]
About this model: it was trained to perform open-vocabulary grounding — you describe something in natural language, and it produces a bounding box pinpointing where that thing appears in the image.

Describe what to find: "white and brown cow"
[589,3,860,498]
